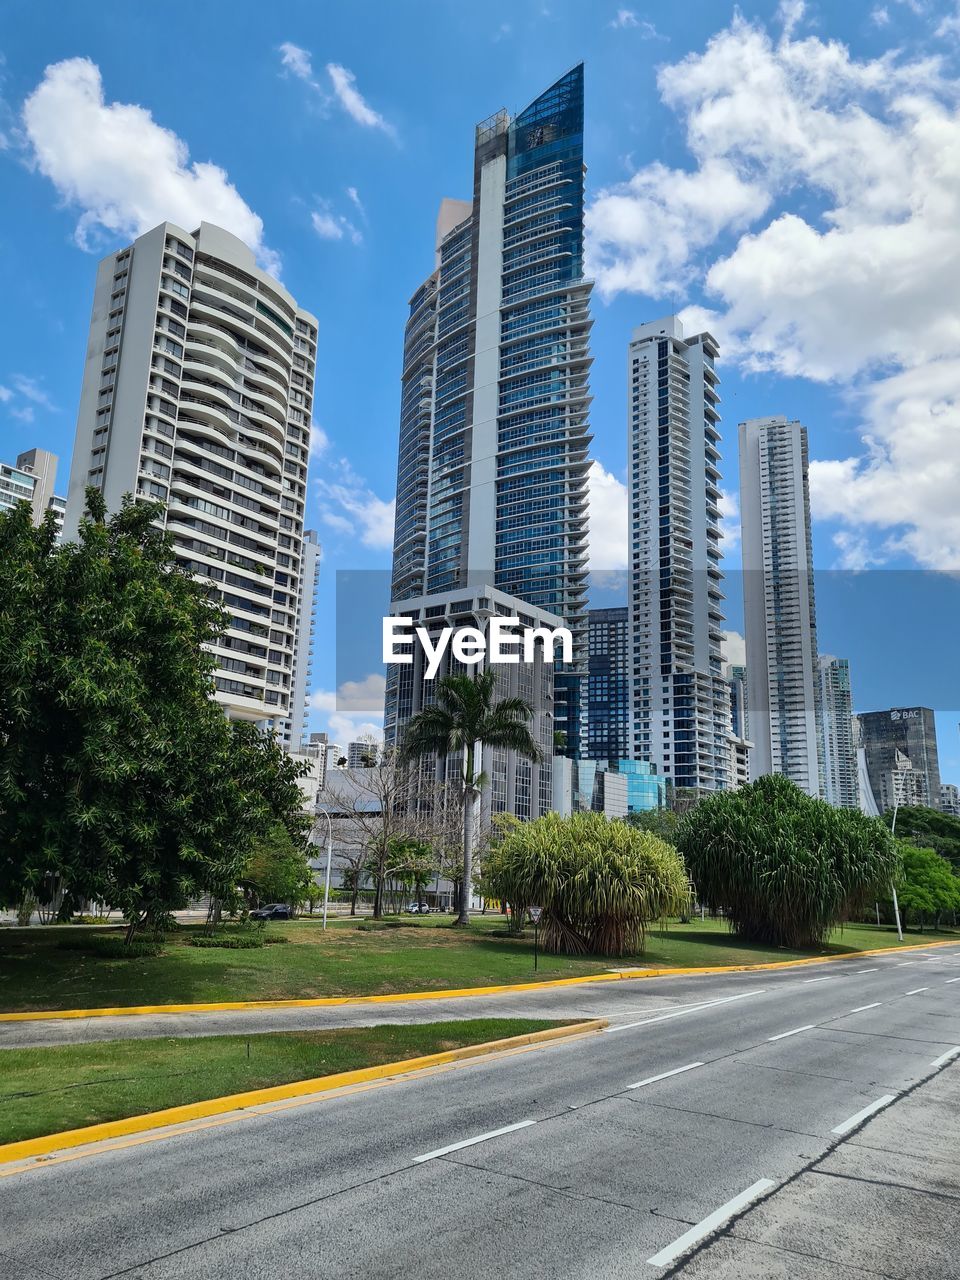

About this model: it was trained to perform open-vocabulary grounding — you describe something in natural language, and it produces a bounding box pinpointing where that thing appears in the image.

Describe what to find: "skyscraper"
[858,707,941,813]
[726,664,752,789]
[387,65,592,756]
[818,656,859,809]
[627,316,730,793]
[1,447,66,535]
[739,415,824,797]
[586,607,630,762]
[65,221,318,726]
[282,528,321,750]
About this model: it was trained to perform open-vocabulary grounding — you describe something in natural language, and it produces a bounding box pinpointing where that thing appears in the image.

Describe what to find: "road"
[2,944,959,1278]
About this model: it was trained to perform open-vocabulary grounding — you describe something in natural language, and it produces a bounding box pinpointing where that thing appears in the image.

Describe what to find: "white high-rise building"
[818,655,859,809]
[627,316,730,793]
[1,448,66,536]
[281,529,321,749]
[64,221,317,726]
[739,415,824,797]
[940,783,960,816]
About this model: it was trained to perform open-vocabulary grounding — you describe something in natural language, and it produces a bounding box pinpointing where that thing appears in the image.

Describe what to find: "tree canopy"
[892,843,960,929]
[886,806,960,870]
[677,774,898,948]
[0,494,307,935]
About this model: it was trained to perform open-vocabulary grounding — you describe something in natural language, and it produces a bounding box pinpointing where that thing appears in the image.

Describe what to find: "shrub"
[677,774,898,949]
[57,934,164,959]
[263,934,290,944]
[188,934,264,949]
[489,811,690,957]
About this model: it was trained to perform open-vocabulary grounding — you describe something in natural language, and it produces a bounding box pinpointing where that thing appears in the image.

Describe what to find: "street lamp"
[314,806,333,931]
[888,771,906,943]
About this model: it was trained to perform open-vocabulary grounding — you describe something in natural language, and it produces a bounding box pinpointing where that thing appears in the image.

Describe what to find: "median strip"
[646,1178,776,1268]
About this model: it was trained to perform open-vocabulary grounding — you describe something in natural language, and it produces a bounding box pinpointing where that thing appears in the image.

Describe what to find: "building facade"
[280,529,320,749]
[387,65,592,758]
[627,316,730,793]
[858,707,941,814]
[818,655,859,809]
[726,665,752,789]
[940,783,960,817]
[1,448,66,535]
[586,606,630,762]
[739,415,824,797]
[64,221,317,726]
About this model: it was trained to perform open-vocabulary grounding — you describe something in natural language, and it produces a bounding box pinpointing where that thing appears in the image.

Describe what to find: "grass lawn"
[0,1019,567,1145]
[0,915,956,1015]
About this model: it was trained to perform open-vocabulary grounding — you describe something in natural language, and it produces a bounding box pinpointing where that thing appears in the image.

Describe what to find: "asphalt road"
[2,944,960,1278]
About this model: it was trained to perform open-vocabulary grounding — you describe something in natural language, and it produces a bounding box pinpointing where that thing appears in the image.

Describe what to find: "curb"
[0,1019,605,1169]
[1,937,957,1024]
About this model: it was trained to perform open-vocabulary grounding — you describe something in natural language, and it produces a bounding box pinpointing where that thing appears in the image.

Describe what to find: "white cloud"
[346,186,366,218]
[309,422,330,457]
[326,63,395,137]
[0,374,56,423]
[720,630,747,668]
[327,715,384,744]
[22,58,278,271]
[0,386,12,403]
[608,8,663,37]
[11,375,55,409]
[584,13,960,569]
[317,461,395,551]
[311,202,362,245]
[310,675,386,743]
[587,461,628,572]
[278,42,314,82]
[871,6,891,25]
[719,489,740,551]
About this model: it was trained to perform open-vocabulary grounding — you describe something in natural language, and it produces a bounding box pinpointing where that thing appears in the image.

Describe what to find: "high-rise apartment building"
[818,655,859,809]
[739,415,824,797]
[858,707,941,813]
[586,607,630,762]
[387,65,592,758]
[726,664,752,789]
[281,529,321,750]
[64,221,318,726]
[627,316,730,793]
[940,783,960,817]
[1,448,66,535]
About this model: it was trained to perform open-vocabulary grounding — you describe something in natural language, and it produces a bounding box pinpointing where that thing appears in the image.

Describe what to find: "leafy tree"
[885,806,960,871]
[0,493,307,940]
[243,823,314,911]
[489,811,689,957]
[625,808,680,844]
[890,844,960,931]
[400,669,541,926]
[677,774,898,949]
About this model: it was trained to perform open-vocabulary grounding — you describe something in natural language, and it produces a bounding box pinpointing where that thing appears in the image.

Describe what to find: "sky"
[2,0,960,779]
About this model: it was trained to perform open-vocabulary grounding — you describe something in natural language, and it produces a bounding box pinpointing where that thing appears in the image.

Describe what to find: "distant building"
[1,448,66,536]
[586,607,630,762]
[857,707,941,813]
[940,783,960,817]
[818,656,859,809]
[726,664,752,789]
[280,529,320,750]
[347,740,379,769]
[614,759,667,813]
[552,757,629,819]
[739,415,823,797]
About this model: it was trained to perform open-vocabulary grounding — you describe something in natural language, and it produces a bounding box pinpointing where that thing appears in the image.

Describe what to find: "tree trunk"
[350,885,359,917]
[457,743,477,927]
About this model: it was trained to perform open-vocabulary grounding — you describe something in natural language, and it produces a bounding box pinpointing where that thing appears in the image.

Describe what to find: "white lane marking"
[945,978,960,984]
[412,1120,536,1164]
[930,1046,960,1068]
[646,1179,777,1269]
[905,987,929,996]
[604,989,766,1034]
[895,962,915,967]
[831,1094,897,1136]
[802,977,833,984]
[627,1062,704,1090]
[767,1024,816,1042]
[850,1003,882,1013]
[855,968,879,974]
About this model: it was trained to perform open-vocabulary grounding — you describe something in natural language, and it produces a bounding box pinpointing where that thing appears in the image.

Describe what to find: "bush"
[188,934,264,949]
[57,934,164,959]
[677,774,898,949]
[489,811,690,957]
[263,934,290,944]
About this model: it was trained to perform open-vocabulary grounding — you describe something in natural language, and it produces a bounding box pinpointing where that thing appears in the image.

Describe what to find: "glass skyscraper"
[388,66,592,756]
[587,607,630,762]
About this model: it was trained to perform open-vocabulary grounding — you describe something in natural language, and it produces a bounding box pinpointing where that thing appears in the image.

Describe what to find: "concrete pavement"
[1,944,959,1277]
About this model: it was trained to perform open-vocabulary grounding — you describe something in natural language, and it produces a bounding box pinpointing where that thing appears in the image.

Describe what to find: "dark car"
[249,903,294,920]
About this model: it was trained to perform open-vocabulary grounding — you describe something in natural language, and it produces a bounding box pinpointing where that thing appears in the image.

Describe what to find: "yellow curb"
[0,1019,605,1168]
[1,937,957,1024]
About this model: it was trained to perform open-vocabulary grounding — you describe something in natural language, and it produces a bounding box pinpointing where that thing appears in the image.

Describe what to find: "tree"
[891,844,960,931]
[625,808,680,844]
[243,823,314,911]
[884,806,960,871]
[400,669,541,926]
[0,493,308,939]
[488,811,689,957]
[677,774,898,949]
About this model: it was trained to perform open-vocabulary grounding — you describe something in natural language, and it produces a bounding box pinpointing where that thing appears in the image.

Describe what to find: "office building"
[280,529,320,749]
[627,316,730,792]
[1,448,66,535]
[64,221,317,725]
[586,607,630,762]
[384,584,557,824]
[726,665,752,789]
[858,707,941,813]
[615,759,667,813]
[387,65,592,758]
[551,757,628,819]
[940,783,960,817]
[739,415,824,797]
[818,655,859,809]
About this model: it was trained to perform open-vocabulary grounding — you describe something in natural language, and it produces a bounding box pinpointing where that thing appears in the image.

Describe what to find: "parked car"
[249,903,293,920]
[405,902,433,914]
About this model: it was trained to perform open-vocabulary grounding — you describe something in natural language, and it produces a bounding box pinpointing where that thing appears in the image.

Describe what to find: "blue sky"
[2,0,960,778]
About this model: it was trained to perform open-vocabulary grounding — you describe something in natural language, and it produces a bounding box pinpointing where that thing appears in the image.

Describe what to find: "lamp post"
[314,807,333,931]
[888,771,906,943]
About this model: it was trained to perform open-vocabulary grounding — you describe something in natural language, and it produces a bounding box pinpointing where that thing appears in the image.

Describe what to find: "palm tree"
[401,668,541,926]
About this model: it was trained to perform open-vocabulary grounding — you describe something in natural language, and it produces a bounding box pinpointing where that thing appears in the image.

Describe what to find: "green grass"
[0,1019,567,1145]
[0,915,956,1015]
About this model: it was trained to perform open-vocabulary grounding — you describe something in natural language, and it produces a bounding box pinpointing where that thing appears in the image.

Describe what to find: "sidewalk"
[676,1064,960,1278]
